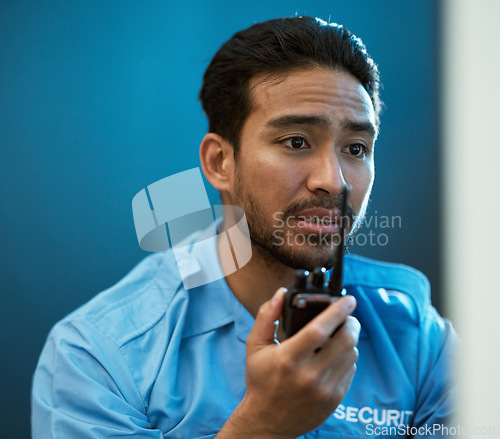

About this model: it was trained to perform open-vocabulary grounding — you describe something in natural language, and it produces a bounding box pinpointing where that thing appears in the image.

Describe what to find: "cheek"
[241,151,294,198]
[346,167,374,211]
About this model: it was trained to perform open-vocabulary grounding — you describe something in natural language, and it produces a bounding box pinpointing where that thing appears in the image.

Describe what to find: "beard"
[232,172,366,271]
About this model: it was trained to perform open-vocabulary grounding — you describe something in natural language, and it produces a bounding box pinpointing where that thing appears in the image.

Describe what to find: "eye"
[344,143,368,158]
[282,136,310,150]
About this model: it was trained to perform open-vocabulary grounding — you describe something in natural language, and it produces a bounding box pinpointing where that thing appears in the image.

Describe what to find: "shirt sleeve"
[31,318,164,439]
[412,306,458,438]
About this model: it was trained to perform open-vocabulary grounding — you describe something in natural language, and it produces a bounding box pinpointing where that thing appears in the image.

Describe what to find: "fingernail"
[343,295,356,312]
[272,287,287,306]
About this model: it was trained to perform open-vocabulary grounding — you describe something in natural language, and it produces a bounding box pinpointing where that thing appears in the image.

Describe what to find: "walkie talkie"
[282,185,350,339]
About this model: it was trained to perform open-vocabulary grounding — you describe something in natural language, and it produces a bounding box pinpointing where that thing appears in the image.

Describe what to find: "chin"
[268,243,337,271]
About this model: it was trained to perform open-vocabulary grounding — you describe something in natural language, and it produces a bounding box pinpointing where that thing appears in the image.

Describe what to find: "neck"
[218,237,295,318]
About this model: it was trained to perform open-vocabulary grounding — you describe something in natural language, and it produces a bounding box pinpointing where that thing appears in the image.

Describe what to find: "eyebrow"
[266,114,378,138]
[341,120,378,138]
[266,114,331,129]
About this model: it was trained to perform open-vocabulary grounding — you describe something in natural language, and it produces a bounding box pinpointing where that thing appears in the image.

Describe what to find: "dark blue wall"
[0,1,440,437]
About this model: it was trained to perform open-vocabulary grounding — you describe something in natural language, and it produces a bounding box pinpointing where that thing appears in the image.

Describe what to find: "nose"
[306,148,346,195]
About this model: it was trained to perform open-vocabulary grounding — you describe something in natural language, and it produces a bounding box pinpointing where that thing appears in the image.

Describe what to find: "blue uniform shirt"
[32,235,456,438]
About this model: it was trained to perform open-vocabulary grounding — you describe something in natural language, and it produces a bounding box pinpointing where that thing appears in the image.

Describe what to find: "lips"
[291,207,342,233]
[294,207,342,223]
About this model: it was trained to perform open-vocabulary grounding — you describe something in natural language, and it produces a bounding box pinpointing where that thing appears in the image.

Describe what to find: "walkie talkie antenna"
[328,185,350,295]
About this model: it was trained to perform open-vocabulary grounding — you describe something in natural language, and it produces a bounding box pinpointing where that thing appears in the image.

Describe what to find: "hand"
[217,287,360,439]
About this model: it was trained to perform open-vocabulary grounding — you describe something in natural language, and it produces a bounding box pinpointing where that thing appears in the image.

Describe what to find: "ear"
[199,132,235,196]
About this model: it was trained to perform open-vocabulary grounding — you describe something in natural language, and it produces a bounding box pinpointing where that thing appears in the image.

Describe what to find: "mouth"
[293,217,340,234]
[290,208,343,234]
[296,216,337,225]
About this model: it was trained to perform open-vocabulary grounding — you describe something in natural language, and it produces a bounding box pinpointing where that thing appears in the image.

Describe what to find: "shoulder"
[33,252,195,432]
[53,251,186,348]
[344,253,457,369]
[344,253,432,324]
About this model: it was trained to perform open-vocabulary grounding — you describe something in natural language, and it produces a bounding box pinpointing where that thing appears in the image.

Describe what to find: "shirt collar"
[172,228,253,342]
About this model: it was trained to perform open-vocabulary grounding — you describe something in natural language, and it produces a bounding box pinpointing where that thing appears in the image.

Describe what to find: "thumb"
[247,287,287,353]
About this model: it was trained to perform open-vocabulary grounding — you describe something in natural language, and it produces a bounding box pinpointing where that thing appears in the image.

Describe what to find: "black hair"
[199,16,381,155]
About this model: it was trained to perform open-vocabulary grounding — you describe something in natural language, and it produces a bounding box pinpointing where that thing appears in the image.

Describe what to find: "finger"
[311,316,361,369]
[317,344,359,390]
[281,295,357,361]
[247,287,287,354]
[323,361,358,409]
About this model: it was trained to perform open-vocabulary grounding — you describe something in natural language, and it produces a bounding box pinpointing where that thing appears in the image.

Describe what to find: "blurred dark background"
[0,1,440,437]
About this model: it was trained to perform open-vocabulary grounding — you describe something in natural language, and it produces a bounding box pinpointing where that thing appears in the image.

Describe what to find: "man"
[32,16,455,438]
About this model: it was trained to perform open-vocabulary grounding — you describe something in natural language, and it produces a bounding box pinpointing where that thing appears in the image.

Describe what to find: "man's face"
[227,67,377,270]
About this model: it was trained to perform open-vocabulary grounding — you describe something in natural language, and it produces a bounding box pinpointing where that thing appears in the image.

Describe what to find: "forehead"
[246,67,376,129]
